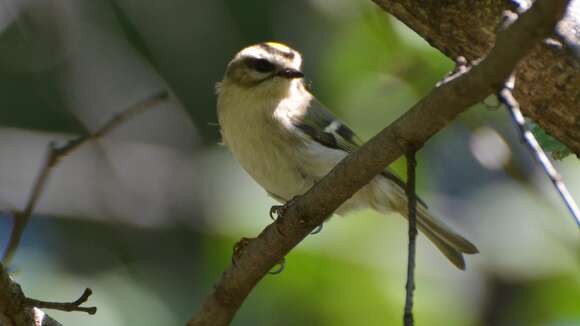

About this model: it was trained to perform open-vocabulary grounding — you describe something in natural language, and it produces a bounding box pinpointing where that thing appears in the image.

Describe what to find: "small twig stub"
[24,288,97,315]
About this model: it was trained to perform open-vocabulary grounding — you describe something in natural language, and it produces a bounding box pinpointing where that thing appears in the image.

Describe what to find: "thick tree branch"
[188,1,569,325]
[372,0,580,157]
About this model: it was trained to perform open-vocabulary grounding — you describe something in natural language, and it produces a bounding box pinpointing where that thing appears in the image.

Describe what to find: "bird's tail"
[371,177,478,270]
[411,205,478,270]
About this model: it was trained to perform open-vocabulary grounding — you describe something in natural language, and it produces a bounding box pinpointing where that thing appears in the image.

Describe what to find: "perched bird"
[216,42,478,270]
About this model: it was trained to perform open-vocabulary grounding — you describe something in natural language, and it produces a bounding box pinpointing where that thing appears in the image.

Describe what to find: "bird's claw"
[310,223,323,235]
[269,196,323,235]
[269,205,285,220]
[268,257,286,275]
[232,237,254,266]
[232,237,286,274]
[269,196,300,220]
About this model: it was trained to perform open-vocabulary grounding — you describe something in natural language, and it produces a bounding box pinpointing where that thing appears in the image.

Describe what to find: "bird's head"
[219,42,304,94]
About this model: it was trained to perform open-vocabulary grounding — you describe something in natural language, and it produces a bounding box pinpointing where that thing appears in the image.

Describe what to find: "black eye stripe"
[247,58,276,73]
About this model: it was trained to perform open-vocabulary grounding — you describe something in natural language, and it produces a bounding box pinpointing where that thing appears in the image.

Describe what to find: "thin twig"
[1,91,169,264]
[497,78,580,227]
[403,150,418,326]
[24,288,97,315]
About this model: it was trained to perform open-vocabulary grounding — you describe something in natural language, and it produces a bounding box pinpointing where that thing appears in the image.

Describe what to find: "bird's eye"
[249,59,276,73]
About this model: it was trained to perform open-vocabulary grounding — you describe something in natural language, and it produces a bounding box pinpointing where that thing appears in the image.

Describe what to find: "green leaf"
[531,125,572,160]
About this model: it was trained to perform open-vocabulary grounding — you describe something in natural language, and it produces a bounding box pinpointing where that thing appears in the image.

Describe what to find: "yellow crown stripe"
[265,42,291,52]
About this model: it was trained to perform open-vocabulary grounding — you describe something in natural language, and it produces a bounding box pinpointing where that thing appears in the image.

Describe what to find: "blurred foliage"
[0,1,578,326]
[532,125,573,161]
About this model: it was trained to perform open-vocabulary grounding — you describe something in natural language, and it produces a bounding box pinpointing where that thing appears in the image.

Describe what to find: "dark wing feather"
[291,99,428,208]
[292,99,360,152]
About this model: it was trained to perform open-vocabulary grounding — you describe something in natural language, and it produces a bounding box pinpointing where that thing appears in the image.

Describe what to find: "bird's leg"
[269,196,301,237]
[269,195,323,235]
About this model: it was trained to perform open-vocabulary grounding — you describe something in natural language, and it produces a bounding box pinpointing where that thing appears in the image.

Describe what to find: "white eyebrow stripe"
[237,44,303,72]
[324,120,341,134]
[241,47,270,60]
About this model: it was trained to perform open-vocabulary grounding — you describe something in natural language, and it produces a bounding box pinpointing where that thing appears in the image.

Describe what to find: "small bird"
[216,42,478,270]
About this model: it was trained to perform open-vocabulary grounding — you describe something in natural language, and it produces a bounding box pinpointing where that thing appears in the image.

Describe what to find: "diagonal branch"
[187,0,570,325]
[1,91,169,265]
[497,77,580,227]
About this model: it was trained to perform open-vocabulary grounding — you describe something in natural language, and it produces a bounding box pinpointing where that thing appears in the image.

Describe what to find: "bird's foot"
[269,195,300,220]
[232,237,254,266]
[269,196,324,235]
[232,237,286,274]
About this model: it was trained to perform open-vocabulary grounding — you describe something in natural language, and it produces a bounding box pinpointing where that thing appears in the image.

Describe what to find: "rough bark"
[372,0,580,157]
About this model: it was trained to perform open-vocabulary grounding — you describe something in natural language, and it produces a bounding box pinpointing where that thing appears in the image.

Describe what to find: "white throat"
[216,78,314,200]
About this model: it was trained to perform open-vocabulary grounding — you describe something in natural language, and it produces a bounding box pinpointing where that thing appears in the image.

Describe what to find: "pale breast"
[233,132,312,199]
[218,86,315,201]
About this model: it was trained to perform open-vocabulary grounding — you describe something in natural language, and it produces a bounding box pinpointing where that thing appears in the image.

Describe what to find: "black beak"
[278,68,304,79]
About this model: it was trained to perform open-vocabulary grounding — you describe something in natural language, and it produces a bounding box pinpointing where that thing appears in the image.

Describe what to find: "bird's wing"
[291,98,428,208]
[291,98,361,153]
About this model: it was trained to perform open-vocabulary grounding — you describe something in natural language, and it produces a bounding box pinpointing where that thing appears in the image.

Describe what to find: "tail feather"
[417,207,479,254]
[369,176,478,270]
[395,202,478,270]
[416,220,466,270]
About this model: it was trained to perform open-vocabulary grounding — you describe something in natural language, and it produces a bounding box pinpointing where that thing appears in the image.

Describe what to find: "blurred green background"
[0,0,578,325]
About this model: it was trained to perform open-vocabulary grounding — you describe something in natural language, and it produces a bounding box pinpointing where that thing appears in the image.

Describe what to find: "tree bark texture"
[372,0,580,157]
